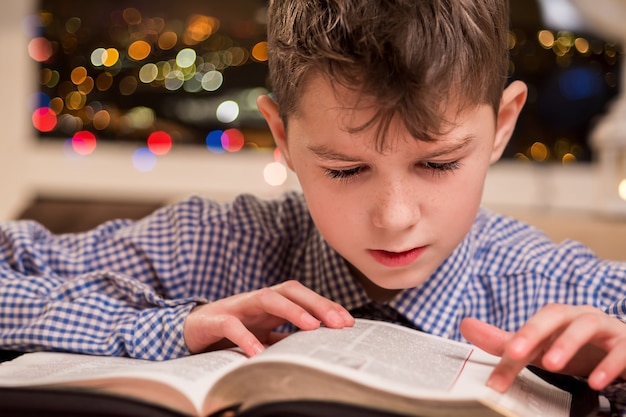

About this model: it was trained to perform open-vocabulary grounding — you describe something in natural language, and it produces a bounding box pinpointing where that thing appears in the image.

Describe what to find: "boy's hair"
[266,0,510,146]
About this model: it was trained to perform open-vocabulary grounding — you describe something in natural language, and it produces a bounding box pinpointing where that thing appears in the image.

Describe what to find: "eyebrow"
[308,135,475,161]
[307,145,363,162]
[421,135,475,159]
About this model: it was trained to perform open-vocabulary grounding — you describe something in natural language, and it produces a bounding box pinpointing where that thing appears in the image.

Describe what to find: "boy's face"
[259,76,526,299]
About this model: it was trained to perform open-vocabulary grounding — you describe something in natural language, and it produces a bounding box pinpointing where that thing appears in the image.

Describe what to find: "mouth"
[368,246,426,268]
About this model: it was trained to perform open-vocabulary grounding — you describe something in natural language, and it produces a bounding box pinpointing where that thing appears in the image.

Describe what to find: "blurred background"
[0,0,625,258]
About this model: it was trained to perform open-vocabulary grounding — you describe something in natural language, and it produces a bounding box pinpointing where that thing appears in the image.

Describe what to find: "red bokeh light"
[28,37,53,62]
[71,131,97,155]
[147,131,172,155]
[32,107,57,132]
[221,128,245,152]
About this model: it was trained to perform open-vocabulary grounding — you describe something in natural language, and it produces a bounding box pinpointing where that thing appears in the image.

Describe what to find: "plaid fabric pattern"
[1,191,626,411]
[2,191,626,359]
[0,193,626,414]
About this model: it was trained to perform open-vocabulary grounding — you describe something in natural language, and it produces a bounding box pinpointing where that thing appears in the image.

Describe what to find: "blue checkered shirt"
[1,192,626,410]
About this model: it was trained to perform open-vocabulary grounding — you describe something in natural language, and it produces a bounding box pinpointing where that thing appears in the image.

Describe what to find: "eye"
[420,161,461,175]
[325,166,364,182]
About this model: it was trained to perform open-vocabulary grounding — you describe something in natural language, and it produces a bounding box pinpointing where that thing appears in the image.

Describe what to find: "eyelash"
[325,166,364,182]
[420,161,462,176]
[325,161,461,182]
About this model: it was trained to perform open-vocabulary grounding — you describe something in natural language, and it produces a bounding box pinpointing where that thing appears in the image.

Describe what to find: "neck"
[346,262,401,303]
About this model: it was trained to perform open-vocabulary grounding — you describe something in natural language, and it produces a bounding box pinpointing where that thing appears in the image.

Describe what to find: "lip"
[368,246,426,268]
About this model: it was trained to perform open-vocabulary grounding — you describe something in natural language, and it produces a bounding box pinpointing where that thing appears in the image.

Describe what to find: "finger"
[503,304,578,361]
[271,280,354,328]
[460,318,511,356]
[245,287,323,330]
[487,353,532,393]
[218,315,266,357]
[539,311,614,373]
[588,338,626,390]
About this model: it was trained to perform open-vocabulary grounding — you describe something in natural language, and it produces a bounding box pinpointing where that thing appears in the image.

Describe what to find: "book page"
[252,318,571,417]
[254,319,481,397]
[0,349,248,413]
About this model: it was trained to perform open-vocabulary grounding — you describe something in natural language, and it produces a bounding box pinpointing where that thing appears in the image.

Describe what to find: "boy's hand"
[460,304,626,392]
[183,280,354,357]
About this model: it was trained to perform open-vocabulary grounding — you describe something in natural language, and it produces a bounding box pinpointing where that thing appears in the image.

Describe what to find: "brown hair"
[266,0,510,145]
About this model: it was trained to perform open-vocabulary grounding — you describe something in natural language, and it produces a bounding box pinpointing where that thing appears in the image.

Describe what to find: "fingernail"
[340,309,354,323]
[509,336,529,356]
[487,375,508,393]
[301,313,319,327]
[252,342,265,355]
[327,310,342,326]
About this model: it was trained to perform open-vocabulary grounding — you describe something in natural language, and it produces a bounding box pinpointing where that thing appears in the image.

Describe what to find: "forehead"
[288,74,490,148]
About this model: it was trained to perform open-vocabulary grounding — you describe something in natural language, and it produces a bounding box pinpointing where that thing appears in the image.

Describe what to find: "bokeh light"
[70,66,87,85]
[32,107,57,132]
[28,37,53,62]
[158,31,178,50]
[92,110,111,130]
[176,48,197,68]
[251,41,268,61]
[147,131,172,155]
[216,100,239,123]
[102,48,120,67]
[90,48,106,67]
[201,70,223,91]
[132,147,158,172]
[530,142,549,162]
[619,179,626,202]
[221,129,245,152]
[128,40,151,61]
[71,130,97,155]
[263,162,287,186]
[206,130,225,153]
[139,63,158,83]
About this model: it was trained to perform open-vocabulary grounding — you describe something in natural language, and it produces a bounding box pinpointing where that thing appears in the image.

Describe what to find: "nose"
[370,178,421,231]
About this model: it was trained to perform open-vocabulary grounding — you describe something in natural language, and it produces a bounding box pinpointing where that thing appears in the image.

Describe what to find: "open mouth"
[368,246,425,268]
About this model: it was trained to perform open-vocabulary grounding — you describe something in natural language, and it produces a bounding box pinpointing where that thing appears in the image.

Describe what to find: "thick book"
[0,319,598,417]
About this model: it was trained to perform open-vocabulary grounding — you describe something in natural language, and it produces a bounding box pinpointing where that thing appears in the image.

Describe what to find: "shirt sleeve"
[0,198,210,360]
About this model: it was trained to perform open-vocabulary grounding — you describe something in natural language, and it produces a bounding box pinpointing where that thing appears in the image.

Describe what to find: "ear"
[257,94,294,170]
[490,80,528,164]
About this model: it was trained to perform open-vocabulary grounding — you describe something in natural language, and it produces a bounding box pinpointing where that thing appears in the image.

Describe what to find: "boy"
[2,0,626,411]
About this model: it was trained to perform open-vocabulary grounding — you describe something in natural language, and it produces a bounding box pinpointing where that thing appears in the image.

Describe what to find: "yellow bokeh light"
[139,63,158,83]
[185,15,219,44]
[537,30,554,49]
[96,72,114,91]
[93,110,111,130]
[619,179,626,202]
[66,91,86,110]
[530,142,549,162]
[252,41,268,62]
[78,76,94,94]
[514,152,530,162]
[158,32,178,50]
[102,48,120,67]
[49,97,64,114]
[71,67,87,85]
[561,153,576,164]
[123,8,142,25]
[176,48,197,68]
[128,40,151,61]
[574,37,590,54]
[507,31,517,49]
[41,68,53,85]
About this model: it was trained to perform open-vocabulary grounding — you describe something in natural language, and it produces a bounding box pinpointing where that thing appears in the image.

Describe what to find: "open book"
[0,319,598,417]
